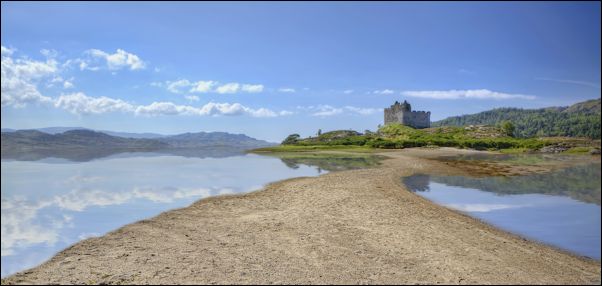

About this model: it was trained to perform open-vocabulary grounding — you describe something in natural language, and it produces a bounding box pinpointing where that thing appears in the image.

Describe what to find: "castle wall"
[384,102,431,129]
[402,111,430,129]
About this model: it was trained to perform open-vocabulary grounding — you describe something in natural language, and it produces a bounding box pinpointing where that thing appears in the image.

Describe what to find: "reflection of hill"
[404,163,601,205]
[1,129,273,162]
[1,147,249,162]
[272,154,385,172]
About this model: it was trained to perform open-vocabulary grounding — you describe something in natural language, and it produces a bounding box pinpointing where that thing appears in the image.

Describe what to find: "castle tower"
[384,100,431,129]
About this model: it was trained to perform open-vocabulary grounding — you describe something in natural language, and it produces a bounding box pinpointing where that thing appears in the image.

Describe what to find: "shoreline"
[2,148,600,284]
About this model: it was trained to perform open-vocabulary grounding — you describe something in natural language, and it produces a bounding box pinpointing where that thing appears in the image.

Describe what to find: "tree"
[317,129,322,136]
[500,121,515,137]
[281,134,300,145]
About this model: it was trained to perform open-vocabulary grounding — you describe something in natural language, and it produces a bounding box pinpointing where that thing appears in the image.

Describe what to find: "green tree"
[317,129,322,136]
[501,121,515,137]
[281,134,300,145]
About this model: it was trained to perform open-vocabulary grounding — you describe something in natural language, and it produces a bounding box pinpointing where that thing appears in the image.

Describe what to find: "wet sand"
[2,148,600,285]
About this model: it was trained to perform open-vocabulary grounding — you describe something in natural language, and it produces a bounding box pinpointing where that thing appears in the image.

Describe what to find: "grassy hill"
[254,122,600,154]
[432,98,601,139]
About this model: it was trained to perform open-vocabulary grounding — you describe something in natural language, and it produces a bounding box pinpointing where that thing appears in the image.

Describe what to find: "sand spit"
[2,148,600,285]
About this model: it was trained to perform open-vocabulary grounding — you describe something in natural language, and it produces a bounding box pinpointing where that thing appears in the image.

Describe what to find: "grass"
[564,147,593,154]
[257,123,599,154]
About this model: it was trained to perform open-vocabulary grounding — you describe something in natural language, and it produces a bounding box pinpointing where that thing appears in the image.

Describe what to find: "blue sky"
[1,2,600,142]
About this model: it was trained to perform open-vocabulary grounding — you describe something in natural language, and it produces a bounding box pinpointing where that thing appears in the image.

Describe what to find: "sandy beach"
[2,148,600,285]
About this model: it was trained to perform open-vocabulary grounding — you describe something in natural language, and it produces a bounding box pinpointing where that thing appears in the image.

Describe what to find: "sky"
[1,2,600,142]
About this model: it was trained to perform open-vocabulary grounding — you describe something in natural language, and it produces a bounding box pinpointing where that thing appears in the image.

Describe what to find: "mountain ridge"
[432,98,601,139]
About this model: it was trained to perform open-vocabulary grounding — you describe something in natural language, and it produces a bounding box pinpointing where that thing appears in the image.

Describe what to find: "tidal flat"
[1,148,600,285]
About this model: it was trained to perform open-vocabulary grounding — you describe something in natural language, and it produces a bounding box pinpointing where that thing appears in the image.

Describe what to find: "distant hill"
[0,127,167,139]
[432,98,601,139]
[1,129,276,161]
[1,130,168,153]
[157,132,276,148]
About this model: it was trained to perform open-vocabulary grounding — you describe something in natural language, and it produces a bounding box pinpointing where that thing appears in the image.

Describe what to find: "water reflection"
[1,146,249,162]
[1,150,384,277]
[267,153,385,172]
[403,162,601,259]
[406,164,601,205]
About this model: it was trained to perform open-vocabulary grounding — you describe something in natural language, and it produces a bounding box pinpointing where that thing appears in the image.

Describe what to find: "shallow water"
[0,150,381,277]
[404,159,601,260]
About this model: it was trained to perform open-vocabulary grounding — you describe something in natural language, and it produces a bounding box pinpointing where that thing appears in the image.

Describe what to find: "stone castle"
[384,100,431,129]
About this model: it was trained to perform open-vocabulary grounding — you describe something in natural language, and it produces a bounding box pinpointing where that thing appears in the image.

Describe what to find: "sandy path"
[2,148,600,285]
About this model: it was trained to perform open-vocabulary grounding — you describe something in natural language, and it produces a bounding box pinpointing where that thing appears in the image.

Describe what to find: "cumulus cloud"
[50,92,288,118]
[343,89,354,94]
[189,80,217,93]
[166,79,191,94]
[1,48,56,107]
[278,88,296,93]
[54,92,135,115]
[86,48,146,70]
[1,45,15,56]
[401,89,536,100]
[373,89,395,95]
[215,82,240,94]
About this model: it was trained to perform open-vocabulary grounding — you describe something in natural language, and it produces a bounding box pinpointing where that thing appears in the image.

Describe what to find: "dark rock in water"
[590,148,601,155]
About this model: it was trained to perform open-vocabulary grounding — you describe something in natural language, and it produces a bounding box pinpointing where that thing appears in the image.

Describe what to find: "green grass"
[564,147,593,154]
[265,123,599,154]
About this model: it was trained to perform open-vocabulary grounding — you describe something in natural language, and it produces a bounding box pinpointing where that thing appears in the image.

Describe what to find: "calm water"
[404,160,601,260]
[1,150,381,277]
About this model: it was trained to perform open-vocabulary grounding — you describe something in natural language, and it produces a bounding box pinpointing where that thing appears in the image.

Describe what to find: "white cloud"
[1,45,15,56]
[241,84,264,93]
[83,48,146,71]
[40,49,58,58]
[216,82,240,94]
[63,80,74,89]
[150,81,163,87]
[343,89,354,94]
[299,105,380,117]
[158,79,263,94]
[278,88,296,93]
[134,101,281,118]
[185,95,200,102]
[311,105,344,117]
[54,92,135,115]
[1,51,56,107]
[373,89,394,95]
[401,89,536,100]
[344,106,381,115]
[166,79,191,94]
[279,110,295,116]
[189,80,217,93]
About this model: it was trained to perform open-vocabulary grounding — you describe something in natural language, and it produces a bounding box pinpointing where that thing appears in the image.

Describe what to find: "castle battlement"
[384,100,431,129]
